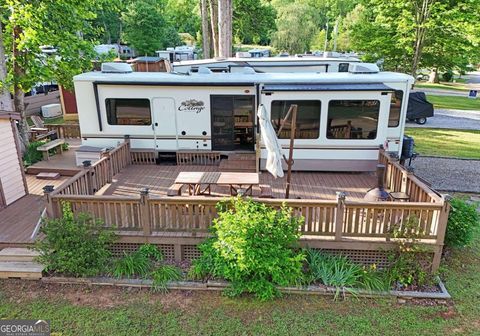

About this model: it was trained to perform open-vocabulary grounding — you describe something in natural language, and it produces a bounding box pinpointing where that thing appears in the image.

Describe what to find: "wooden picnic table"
[174,171,259,196]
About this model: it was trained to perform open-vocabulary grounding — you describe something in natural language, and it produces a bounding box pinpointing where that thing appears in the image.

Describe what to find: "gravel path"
[407,109,480,130]
[411,157,480,193]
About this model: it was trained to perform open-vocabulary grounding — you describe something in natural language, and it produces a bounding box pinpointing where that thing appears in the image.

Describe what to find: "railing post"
[140,188,151,236]
[124,135,132,165]
[335,191,346,241]
[401,166,414,194]
[432,195,451,272]
[102,151,113,183]
[43,185,56,218]
[83,160,95,195]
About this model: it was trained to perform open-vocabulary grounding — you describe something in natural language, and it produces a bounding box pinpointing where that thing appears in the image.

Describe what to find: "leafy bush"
[23,141,46,166]
[35,202,116,277]
[446,198,479,247]
[306,249,387,300]
[191,197,306,300]
[386,216,433,288]
[442,70,454,82]
[152,265,182,292]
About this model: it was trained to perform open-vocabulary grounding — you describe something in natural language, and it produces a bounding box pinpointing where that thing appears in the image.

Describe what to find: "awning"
[261,83,394,93]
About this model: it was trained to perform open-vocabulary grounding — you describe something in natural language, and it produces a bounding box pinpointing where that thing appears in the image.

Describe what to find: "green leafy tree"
[121,0,181,55]
[233,0,276,45]
[1,0,104,145]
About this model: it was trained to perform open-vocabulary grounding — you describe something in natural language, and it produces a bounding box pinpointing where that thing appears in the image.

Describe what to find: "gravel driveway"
[411,156,480,193]
[406,109,480,130]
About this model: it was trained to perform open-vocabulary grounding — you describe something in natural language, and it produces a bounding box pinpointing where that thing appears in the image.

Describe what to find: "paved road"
[411,157,480,193]
[416,88,468,97]
[407,108,480,130]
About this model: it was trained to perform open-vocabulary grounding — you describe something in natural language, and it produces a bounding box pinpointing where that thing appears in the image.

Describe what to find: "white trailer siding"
[0,118,26,206]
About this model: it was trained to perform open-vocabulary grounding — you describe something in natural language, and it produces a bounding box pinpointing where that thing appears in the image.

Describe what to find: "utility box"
[75,146,108,166]
[41,103,62,118]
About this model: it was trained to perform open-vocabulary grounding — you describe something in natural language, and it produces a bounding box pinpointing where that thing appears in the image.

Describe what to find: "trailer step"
[0,248,40,262]
[0,261,44,279]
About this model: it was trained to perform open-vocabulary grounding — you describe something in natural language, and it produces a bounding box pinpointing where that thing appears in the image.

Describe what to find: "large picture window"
[388,90,403,127]
[106,98,151,125]
[327,100,380,140]
[271,100,321,139]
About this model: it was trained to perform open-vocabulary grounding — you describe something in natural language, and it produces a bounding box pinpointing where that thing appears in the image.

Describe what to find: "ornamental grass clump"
[190,197,306,300]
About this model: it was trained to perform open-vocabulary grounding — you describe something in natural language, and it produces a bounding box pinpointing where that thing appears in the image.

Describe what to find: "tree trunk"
[0,21,14,114]
[12,25,29,147]
[218,0,232,58]
[200,0,211,59]
[428,68,439,83]
[411,0,435,77]
[208,0,219,57]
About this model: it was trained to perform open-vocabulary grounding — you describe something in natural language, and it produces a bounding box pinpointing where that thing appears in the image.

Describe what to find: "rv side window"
[105,98,151,125]
[327,100,380,140]
[388,90,403,127]
[338,63,349,72]
[271,100,321,139]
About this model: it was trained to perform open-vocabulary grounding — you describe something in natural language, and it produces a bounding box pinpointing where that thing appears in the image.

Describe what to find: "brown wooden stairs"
[0,248,44,280]
[219,153,257,172]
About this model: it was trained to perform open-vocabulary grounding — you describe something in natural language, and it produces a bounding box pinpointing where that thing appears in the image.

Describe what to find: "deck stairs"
[0,248,44,279]
[219,153,257,172]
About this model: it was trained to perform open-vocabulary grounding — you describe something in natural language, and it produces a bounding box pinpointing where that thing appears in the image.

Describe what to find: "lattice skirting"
[110,243,175,260]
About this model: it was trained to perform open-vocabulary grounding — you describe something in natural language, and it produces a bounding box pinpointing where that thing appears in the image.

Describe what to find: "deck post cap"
[82,160,92,167]
[140,187,149,195]
[336,191,347,200]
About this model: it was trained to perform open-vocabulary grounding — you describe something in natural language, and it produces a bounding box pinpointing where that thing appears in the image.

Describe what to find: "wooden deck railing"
[46,124,81,138]
[378,148,442,203]
[49,140,131,196]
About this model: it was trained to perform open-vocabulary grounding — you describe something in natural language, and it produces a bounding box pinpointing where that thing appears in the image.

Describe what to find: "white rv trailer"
[172,55,361,74]
[73,63,414,172]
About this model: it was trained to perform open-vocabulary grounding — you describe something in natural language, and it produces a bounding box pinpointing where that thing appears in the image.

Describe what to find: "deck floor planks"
[102,164,376,201]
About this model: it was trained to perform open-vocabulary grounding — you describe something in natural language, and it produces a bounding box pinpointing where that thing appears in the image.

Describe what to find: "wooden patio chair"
[28,115,57,141]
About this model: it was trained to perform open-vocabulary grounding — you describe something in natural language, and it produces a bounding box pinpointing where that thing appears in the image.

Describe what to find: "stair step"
[36,172,61,180]
[0,248,40,262]
[0,261,44,279]
[219,160,256,172]
[228,153,256,161]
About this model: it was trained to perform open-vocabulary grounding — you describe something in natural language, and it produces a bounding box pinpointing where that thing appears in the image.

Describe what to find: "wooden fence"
[378,148,442,203]
[43,144,450,270]
[46,124,81,139]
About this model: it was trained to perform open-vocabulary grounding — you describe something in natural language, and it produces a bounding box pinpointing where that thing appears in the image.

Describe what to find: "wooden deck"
[26,139,82,176]
[101,164,376,200]
[0,175,68,246]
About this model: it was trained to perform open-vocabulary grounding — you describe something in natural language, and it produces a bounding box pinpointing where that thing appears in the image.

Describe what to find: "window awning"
[261,83,395,93]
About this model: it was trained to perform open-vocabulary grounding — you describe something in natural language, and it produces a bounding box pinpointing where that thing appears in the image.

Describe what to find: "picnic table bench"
[36,139,65,161]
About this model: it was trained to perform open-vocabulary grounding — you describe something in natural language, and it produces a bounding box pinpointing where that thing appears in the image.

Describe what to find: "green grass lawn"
[405,128,480,159]
[1,229,480,335]
[415,82,469,92]
[426,94,480,111]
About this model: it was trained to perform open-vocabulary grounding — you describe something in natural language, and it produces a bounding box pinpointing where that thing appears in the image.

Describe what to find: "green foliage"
[152,264,182,292]
[306,249,387,300]
[121,0,181,55]
[233,0,276,45]
[113,244,164,278]
[191,197,306,300]
[23,141,46,166]
[113,251,152,278]
[442,70,454,82]
[61,142,69,151]
[35,202,116,277]
[386,216,433,288]
[446,198,480,247]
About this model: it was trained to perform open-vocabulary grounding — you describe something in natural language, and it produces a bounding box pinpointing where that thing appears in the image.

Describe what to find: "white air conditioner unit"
[41,103,62,118]
[349,63,380,74]
[101,62,133,73]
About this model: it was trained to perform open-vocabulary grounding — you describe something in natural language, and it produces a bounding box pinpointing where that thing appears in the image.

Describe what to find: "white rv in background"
[172,55,361,74]
[73,63,413,172]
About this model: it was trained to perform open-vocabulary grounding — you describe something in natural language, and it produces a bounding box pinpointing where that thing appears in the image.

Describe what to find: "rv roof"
[173,56,361,66]
[74,70,414,85]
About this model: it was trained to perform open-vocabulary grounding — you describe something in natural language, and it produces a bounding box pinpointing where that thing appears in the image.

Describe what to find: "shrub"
[445,198,479,247]
[191,197,306,300]
[23,141,46,166]
[386,216,433,288]
[35,202,116,277]
[306,249,387,300]
[442,70,454,82]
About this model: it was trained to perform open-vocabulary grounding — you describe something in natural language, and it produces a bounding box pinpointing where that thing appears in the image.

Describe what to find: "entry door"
[211,95,255,151]
[211,96,235,151]
[152,98,178,150]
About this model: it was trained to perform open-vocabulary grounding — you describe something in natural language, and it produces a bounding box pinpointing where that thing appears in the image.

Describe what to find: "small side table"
[389,192,410,202]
